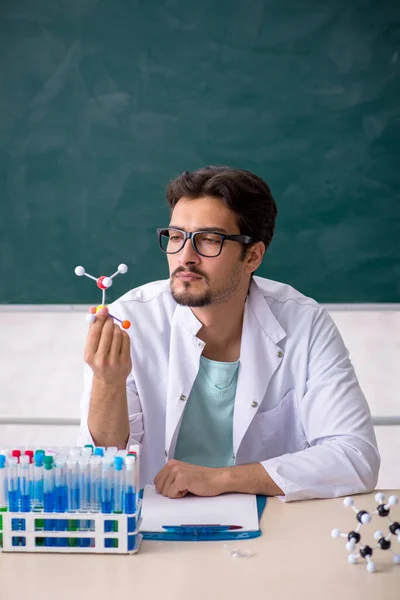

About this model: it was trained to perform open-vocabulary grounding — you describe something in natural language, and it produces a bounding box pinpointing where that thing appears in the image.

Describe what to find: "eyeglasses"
[156,228,253,258]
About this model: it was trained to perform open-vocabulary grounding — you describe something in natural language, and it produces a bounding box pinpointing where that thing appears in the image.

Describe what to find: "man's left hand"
[154,459,226,498]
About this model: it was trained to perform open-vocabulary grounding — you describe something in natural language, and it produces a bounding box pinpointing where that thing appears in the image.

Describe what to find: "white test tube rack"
[0,502,142,554]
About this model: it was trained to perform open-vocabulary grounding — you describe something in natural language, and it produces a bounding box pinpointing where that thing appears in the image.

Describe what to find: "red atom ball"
[122,320,131,329]
[97,276,108,290]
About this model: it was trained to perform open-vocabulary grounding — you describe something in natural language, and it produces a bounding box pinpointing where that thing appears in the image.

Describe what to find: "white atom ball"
[346,541,356,552]
[361,513,372,525]
[393,554,400,565]
[375,492,385,503]
[75,266,85,276]
[102,277,113,288]
[86,313,96,323]
[367,561,376,573]
[118,263,128,273]
[388,495,399,506]
[331,529,341,539]
[348,554,357,565]
[343,497,354,507]
[373,530,384,541]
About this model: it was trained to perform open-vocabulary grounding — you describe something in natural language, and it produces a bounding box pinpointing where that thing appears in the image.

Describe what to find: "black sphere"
[378,537,391,550]
[347,531,361,544]
[356,510,369,524]
[377,504,390,517]
[360,545,373,558]
[389,522,400,535]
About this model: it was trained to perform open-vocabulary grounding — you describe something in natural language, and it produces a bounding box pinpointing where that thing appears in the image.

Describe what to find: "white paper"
[140,485,259,532]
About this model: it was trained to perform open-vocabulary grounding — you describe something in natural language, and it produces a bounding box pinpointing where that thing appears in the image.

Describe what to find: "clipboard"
[141,495,267,541]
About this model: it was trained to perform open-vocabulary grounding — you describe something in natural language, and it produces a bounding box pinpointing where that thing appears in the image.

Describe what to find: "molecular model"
[331,493,400,572]
[75,264,131,329]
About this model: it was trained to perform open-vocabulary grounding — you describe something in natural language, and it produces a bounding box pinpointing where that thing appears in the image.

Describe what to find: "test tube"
[66,458,77,512]
[0,454,7,511]
[32,451,44,511]
[89,456,101,512]
[101,457,113,514]
[18,456,31,512]
[43,456,55,512]
[7,457,19,512]
[124,456,136,514]
[113,456,124,514]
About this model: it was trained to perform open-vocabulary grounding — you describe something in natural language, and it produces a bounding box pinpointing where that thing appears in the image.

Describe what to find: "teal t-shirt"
[174,355,239,468]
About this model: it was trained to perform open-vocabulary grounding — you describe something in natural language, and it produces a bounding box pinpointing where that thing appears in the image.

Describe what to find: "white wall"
[0,306,399,487]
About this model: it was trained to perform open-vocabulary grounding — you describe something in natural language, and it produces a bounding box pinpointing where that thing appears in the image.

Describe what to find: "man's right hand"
[84,306,132,385]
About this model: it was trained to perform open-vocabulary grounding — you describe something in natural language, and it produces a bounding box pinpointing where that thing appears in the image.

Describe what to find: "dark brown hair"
[166,166,277,254]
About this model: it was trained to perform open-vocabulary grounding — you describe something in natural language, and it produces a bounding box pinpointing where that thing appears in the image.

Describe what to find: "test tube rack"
[0,502,142,554]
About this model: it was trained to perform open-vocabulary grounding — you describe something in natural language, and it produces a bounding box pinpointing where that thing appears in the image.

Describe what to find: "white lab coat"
[79,276,380,502]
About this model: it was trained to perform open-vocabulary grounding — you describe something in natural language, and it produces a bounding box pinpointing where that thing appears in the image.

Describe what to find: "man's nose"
[178,237,200,265]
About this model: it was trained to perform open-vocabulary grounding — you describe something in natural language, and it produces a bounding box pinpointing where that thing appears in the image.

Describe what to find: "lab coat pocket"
[254,389,307,458]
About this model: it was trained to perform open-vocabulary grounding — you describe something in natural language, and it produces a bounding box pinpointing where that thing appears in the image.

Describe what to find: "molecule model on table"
[74,263,131,330]
[331,493,400,572]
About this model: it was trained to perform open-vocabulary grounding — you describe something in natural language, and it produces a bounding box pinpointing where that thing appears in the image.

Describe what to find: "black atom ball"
[377,504,390,517]
[347,531,361,544]
[389,522,400,535]
[360,545,373,558]
[357,510,369,524]
[378,537,391,550]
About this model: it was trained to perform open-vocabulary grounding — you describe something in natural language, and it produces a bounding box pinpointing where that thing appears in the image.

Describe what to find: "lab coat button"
[164,450,167,457]
[179,394,187,401]
[277,350,283,358]
[251,401,258,408]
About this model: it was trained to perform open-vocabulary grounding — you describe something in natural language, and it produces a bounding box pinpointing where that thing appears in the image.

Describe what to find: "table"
[1,489,399,600]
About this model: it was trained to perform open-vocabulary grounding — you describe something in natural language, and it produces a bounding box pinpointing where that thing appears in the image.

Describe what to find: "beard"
[170,264,242,307]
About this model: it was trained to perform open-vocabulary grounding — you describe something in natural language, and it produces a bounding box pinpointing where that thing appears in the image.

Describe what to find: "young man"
[79,166,380,501]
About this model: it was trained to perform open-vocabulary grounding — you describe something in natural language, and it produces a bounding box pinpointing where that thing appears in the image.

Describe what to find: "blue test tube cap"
[34,452,44,467]
[114,456,124,471]
[94,447,104,457]
[0,455,5,468]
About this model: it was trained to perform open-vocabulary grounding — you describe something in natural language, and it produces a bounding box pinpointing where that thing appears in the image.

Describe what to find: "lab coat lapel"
[165,304,203,457]
[233,281,286,456]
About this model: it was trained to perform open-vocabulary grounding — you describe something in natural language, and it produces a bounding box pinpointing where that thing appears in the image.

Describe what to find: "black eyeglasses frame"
[156,227,253,258]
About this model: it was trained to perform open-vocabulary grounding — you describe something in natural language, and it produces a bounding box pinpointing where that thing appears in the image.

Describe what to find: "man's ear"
[245,241,265,273]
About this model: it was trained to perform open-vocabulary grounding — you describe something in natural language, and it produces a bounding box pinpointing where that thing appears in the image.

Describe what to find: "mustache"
[172,266,207,280]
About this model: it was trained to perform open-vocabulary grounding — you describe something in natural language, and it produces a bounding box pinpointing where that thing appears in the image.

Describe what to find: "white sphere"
[367,561,376,573]
[102,277,113,288]
[348,554,358,565]
[118,263,128,273]
[388,495,399,506]
[343,497,354,507]
[373,530,384,541]
[86,313,96,324]
[346,541,356,552]
[375,492,385,504]
[397,534,400,543]
[75,266,85,276]
[331,528,341,539]
[361,513,372,525]
[393,554,400,565]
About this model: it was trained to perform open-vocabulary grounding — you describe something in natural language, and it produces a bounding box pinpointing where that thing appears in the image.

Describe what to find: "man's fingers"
[109,324,123,362]
[85,311,110,357]
[95,317,115,357]
[161,470,178,497]
[154,464,171,493]
[120,330,131,360]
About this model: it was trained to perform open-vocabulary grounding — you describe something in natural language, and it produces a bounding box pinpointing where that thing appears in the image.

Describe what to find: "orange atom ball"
[122,320,131,329]
[89,306,96,314]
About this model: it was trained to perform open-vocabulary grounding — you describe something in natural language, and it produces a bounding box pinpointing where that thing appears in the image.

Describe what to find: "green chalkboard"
[0,0,399,304]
